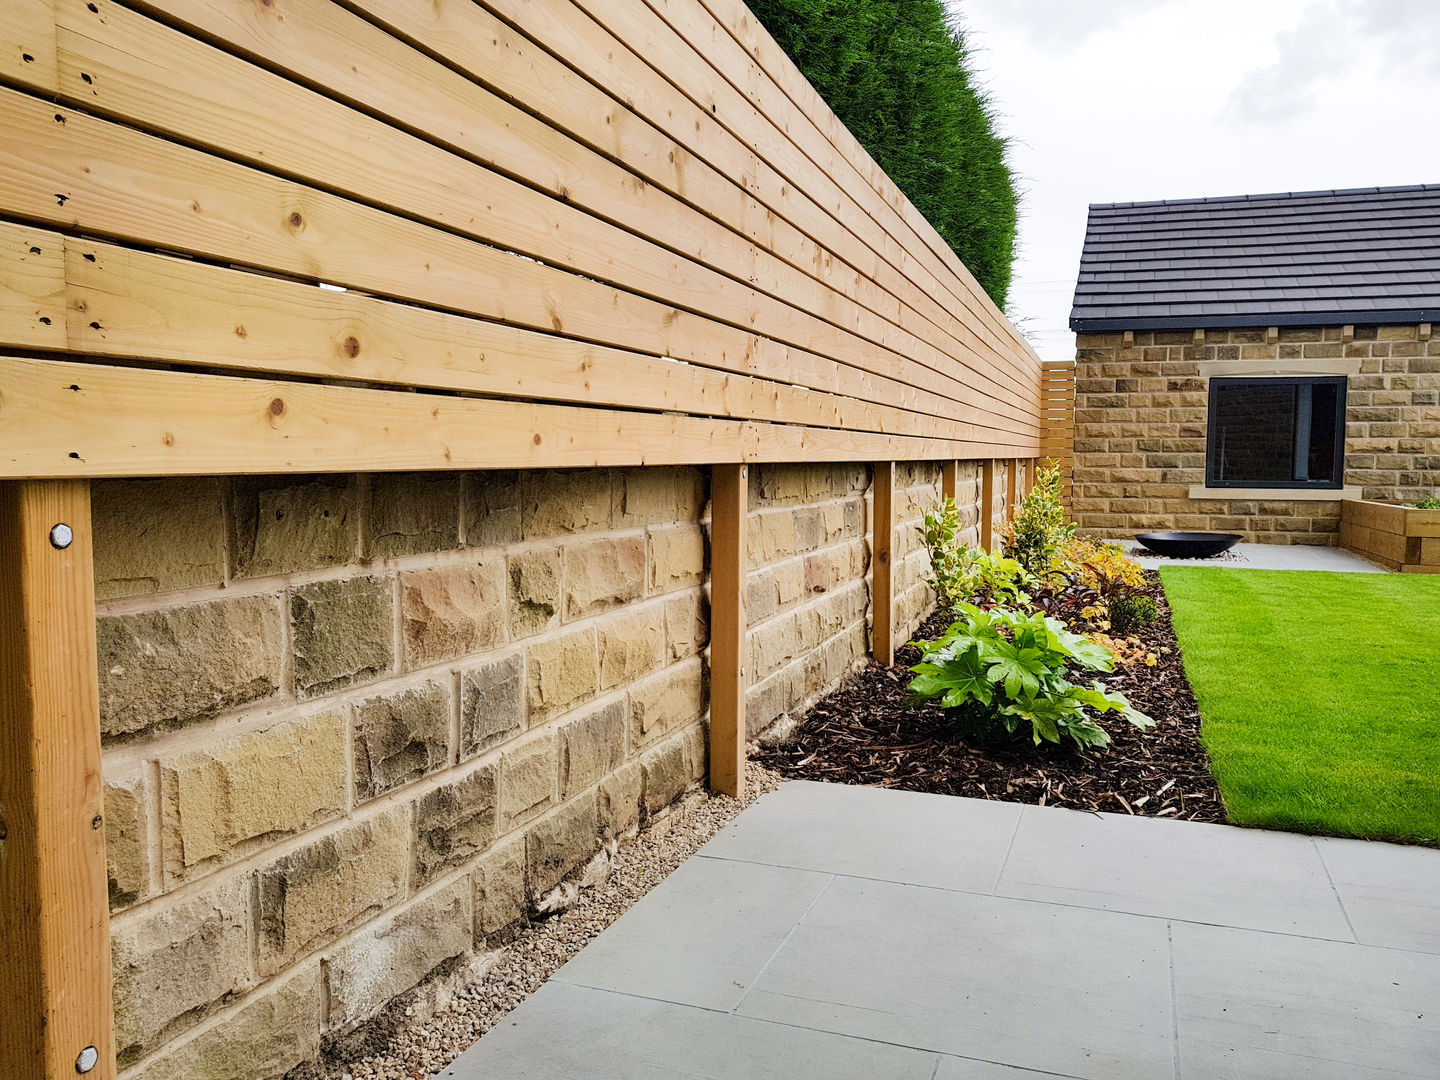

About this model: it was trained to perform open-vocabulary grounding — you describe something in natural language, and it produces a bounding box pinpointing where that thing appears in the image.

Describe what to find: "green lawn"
[1161,567,1440,845]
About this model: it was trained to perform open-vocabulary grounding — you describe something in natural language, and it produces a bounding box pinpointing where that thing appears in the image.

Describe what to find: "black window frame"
[1205,375,1347,490]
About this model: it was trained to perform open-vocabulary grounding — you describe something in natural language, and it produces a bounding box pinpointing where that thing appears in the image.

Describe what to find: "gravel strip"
[331,763,782,1080]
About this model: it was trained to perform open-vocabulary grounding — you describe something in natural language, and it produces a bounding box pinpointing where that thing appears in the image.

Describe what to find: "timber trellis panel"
[1039,361,1076,505]
[0,1,1048,1076]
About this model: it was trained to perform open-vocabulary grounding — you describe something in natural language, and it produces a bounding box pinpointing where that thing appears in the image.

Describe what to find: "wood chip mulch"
[755,572,1226,822]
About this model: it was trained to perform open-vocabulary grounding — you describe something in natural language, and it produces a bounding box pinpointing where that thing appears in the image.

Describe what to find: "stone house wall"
[94,459,984,1079]
[1072,325,1440,543]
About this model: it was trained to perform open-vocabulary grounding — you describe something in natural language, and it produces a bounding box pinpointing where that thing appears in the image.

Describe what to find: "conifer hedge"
[745,0,1017,309]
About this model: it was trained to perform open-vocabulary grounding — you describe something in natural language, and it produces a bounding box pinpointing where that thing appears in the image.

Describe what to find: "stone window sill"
[1188,485,1363,502]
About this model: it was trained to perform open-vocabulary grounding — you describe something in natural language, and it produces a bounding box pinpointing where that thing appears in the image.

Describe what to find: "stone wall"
[1072,325,1440,543]
[94,460,973,1078]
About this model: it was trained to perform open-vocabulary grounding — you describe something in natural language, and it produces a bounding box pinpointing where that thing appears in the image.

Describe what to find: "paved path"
[448,781,1440,1079]
[1115,540,1385,573]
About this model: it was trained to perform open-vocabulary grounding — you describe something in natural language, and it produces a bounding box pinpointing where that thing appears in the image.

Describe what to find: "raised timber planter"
[1340,499,1440,572]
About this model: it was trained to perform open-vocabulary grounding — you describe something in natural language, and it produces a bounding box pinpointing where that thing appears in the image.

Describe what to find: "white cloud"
[1226,0,1440,126]
[953,0,1186,50]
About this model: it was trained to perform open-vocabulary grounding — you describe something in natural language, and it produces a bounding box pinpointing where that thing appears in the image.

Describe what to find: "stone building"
[1068,185,1440,544]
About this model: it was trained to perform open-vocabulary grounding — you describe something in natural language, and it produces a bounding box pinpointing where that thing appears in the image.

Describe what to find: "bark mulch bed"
[756,572,1226,822]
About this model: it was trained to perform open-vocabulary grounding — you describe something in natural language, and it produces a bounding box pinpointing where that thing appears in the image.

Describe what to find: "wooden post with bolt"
[708,464,747,797]
[0,480,115,1080]
[872,461,895,666]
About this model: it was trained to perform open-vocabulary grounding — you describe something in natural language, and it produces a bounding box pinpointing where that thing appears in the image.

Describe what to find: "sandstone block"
[559,698,626,798]
[756,464,808,504]
[756,510,796,562]
[526,627,598,719]
[564,535,645,619]
[228,475,357,578]
[415,762,497,886]
[522,469,613,537]
[598,607,665,689]
[112,875,251,1063]
[135,965,321,1080]
[507,545,561,638]
[474,834,527,939]
[613,467,681,525]
[792,507,823,553]
[464,470,521,546]
[640,737,689,816]
[368,472,460,558]
[256,806,409,976]
[460,651,524,759]
[161,711,347,879]
[401,561,506,668]
[648,525,705,593]
[498,732,557,830]
[663,590,708,660]
[629,658,705,748]
[291,577,393,700]
[324,878,472,1031]
[99,596,283,737]
[105,766,150,910]
[92,477,224,600]
[526,791,598,896]
[353,682,451,802]
[598,760,643,838]
[745,568,778,626]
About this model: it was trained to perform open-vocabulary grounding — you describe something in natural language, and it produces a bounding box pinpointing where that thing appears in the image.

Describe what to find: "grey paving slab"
[550,854,831,1011]
[997,804,1355,939]
[1113,539,1386,573]
[700,779,1023,893]
[1172,920,1440,1079]
[1316,835,1440,954]
[443,981,941,1079]
[737,875,1175,1080]
[934,1057,1087,1079]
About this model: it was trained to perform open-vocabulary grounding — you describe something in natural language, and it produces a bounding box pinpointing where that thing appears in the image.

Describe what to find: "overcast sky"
[951,0,1440,363]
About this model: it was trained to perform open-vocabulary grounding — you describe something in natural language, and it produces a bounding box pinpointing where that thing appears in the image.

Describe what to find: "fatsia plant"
[907,603,1153,749]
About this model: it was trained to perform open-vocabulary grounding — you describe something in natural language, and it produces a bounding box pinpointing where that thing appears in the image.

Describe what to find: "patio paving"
[446,780,1440,1079]
[1115,540,1385,573]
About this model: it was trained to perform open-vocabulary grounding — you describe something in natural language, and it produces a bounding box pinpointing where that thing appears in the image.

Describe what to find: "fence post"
[940,459,958,504]
[1006,458,1020,521]
[980,459,995,552]
[0,479,115,1080]
[708,464,747,798]
[871,461,895,666]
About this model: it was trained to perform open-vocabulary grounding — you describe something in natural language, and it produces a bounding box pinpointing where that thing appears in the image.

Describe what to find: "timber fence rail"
[0,1,1051,1077]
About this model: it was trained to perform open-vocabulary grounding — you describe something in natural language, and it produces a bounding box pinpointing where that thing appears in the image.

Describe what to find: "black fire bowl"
[1133,532,1244,559]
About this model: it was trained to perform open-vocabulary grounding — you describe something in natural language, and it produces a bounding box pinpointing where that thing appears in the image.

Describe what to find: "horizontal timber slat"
[51,0,1030,430]
[0,356,1036,478]
[0,87,1038,439]
[642,0,1030,381]
[0,0,1050,477]
[0,226,984,442]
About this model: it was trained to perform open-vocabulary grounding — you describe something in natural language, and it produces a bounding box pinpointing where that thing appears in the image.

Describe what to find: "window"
[1206,376,1346,488]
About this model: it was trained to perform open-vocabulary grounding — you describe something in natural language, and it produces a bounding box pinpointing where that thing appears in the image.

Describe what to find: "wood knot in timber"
[341,335,361,359]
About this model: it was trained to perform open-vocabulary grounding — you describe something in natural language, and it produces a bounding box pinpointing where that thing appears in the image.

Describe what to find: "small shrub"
[1109,593,1159,633]
[1414,497,1440,509]
[907,603,1154,749]
[1058,537,1145,597]
[919,500,1031,609]
[1002,462,1074,575]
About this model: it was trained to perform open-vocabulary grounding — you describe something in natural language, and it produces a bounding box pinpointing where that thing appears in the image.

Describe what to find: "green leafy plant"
[1414,497,1440,509]
[1002,461,1075,575]
[1108,593,1159,634]
[918,500,1032,609]
[907,603,1153,749]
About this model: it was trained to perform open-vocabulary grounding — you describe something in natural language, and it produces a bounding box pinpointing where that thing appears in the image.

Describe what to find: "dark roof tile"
[1069,185,1440,330]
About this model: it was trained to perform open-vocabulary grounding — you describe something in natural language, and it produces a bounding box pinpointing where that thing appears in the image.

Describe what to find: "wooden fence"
[0,1,1048,1076]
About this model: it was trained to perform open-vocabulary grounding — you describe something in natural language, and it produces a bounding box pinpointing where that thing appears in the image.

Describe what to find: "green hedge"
[746,0,1017,309]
